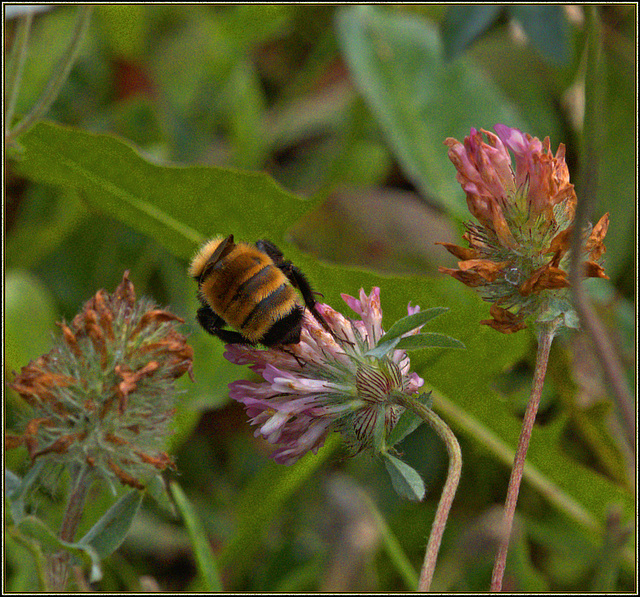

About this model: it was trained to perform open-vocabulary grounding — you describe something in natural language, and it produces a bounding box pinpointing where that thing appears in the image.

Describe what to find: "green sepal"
[372,403,389,453]
[387,391,433,448]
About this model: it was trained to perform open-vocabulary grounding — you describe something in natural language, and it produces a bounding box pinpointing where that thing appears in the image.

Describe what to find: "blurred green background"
[4,5,635,592]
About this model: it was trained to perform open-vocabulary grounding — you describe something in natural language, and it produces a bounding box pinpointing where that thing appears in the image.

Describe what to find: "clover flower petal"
[225,288,424,464]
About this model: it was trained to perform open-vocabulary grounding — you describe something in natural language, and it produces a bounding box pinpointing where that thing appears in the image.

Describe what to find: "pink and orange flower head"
[439,125,609,333]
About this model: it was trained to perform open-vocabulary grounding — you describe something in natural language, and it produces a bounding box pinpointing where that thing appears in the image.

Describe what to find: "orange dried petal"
[584,261,609,279]
[546,227,573,256]
[435,242,479,261]
[480,304,527,334]
[519,264,569,296]
[458,259,509,282]
[585,213,609,261]
[438,267,488,288]
[107,459,145,490]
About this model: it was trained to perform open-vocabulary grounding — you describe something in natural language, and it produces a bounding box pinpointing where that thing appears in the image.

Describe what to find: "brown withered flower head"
[438,125,609,333]
[7,272,193,490]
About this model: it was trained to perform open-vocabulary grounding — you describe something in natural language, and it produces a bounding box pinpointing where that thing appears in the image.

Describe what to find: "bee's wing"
[200,234,235,280]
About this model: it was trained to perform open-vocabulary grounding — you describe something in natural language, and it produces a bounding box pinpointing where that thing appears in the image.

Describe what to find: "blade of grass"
[170,482,223,592]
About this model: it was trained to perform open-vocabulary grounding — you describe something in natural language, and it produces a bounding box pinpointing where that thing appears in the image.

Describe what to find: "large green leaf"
[14,121,310,260]
[441,5,503,60]
[335,6,527,218]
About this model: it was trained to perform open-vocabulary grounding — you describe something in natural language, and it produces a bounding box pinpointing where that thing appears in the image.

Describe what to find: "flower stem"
[7,6,92,143]
[46,466,93,591]
[490,316,561,592]
[569,5,635,452]
[4,12,33,132]
[395,394,462,592]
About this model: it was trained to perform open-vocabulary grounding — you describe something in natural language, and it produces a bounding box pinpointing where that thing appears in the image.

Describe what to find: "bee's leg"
[261,306,303,346]
[255,239,284,262]
[278,347,306,368]
[196,306,252,344]
[286,265,333,332]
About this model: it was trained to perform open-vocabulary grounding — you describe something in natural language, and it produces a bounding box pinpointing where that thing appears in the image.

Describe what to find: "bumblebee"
[189,234,328,346]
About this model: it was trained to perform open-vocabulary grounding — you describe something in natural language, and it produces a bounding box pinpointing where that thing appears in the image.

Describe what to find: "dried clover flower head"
[224,288,424,465]
[439,125,609,333]
[7,272,193,490]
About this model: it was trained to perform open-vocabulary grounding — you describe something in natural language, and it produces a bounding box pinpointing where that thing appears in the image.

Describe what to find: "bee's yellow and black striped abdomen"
[198,242,300,343]
[190,234,327,347]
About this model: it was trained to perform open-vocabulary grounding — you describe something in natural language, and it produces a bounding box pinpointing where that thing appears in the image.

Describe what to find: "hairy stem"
[46,467,93,591]
[490,317,561,591]
[395,394,462,592]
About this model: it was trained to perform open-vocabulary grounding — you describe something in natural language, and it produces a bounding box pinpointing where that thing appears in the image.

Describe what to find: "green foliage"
[5,4,634,592]
[441,6,503,60]
[336,5,526,218]
[170,482,222,591]
[442,5,572,65]
[509,6,572,65]
[4,270,58,373]
[383,453,426,502]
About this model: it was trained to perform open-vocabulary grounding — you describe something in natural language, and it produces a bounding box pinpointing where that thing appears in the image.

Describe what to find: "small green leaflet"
[5,461,46,524]
[395,332,465,351]
[77,489,143,560]
[383,452,426,502]
[18,515,102,583]
[365,308,449,358]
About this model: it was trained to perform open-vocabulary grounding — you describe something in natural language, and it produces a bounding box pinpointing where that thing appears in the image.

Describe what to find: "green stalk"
[569,5,635,452]
[4,13,34,131]
[8,6,93,143]
[46,466,93,591]
[394,393,462,592]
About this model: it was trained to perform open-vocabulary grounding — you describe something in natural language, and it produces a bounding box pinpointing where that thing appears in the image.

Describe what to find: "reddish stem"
[490,317,561,591]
